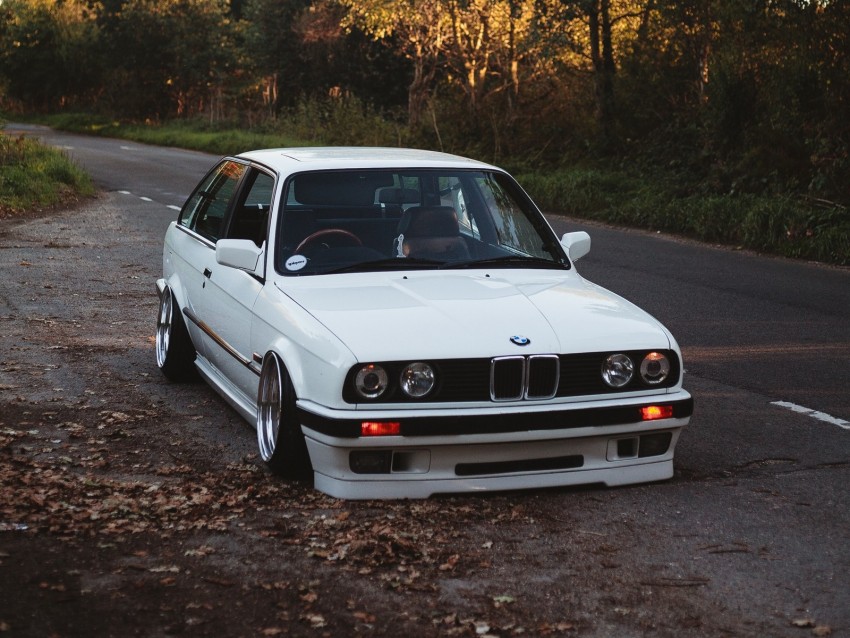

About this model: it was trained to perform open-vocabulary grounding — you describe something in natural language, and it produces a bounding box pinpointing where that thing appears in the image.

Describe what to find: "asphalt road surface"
[2,123,848,637]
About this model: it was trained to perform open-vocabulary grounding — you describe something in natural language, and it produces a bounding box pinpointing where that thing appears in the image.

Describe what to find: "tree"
[582,0,616,139]
[338,0,447,126]
[0,0,101,110]
[96,0,236,119]
[241,0,310,115]
[241,0,410,119]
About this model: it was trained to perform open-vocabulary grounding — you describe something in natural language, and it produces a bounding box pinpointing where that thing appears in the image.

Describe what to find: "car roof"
[237,147,499,175]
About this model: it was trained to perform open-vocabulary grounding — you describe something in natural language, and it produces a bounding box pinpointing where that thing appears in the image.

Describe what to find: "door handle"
[203,268,212,279]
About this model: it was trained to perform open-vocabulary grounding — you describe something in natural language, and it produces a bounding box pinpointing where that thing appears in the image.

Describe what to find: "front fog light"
[400,362,435,398]
[602,354,634,388]
[640,352,670,385]
[355,364,388,399]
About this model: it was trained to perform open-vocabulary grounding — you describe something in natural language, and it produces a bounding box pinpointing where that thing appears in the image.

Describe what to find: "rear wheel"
[155,287,197,381]
[257,353,312,479]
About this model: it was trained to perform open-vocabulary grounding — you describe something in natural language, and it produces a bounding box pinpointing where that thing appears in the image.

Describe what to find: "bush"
[0,133,93,215]
[274,98,407,148]
[520,165,849,266]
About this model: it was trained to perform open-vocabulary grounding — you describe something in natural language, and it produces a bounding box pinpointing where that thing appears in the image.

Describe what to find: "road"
[1,123,848,637]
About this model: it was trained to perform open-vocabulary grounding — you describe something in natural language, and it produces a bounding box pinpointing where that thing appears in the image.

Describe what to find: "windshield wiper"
[325,257,443,274]
[441,256,569,270]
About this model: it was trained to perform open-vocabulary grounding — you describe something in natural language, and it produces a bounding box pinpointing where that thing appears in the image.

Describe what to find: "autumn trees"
[0,0,847,203]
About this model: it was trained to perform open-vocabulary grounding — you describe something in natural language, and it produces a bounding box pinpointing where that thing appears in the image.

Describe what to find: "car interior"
[276,169,534,273]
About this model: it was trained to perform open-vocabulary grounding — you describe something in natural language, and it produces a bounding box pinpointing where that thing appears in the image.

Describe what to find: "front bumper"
[299,391,692,499]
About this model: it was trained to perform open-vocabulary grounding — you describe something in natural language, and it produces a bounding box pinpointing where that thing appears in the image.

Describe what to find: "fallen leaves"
[1,444,280,538]
[792,619,832,636]
[492,595,516,608]
[302,613,326,629]
[439,553,461,571]
[0,403,822,638]
[429,613,575,637]
[0,404,310,539]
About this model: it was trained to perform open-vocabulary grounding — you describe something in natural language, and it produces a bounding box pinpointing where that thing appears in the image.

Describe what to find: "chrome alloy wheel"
[155,289,173,369]
[257,354,283,462]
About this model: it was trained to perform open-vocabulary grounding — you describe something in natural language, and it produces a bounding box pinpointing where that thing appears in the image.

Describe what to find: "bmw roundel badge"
[510,335,530,346]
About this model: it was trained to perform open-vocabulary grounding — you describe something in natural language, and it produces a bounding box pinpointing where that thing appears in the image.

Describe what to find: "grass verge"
[518,168,850,266]
[0,128,95,219]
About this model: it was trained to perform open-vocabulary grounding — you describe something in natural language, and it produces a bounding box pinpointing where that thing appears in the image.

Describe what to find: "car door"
[170,159,249,359]
[192,167,275,406]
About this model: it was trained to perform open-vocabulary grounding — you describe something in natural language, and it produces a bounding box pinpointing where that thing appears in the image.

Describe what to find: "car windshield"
[275,168,569,276]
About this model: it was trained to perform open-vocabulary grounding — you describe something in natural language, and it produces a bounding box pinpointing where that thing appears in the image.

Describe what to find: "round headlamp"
[602,354,634,388]
[354,364,388,399]
[399,362,435,398]
[640,352,670,385]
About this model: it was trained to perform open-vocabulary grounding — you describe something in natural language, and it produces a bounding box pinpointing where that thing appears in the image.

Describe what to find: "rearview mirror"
[216,239,264,277]
[560,231,591,261]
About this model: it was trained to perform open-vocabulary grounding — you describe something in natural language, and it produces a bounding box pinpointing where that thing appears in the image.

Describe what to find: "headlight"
[354,364,388,399]
[640,352,670,385]
[602,354,634,388]
[399,362,435,398]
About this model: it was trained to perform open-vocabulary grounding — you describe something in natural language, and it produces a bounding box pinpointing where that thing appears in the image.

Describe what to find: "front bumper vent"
[456,454,584,476]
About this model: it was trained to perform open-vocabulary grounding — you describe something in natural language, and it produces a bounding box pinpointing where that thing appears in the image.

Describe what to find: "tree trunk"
[588,0,615,143]
[408,45,436,127]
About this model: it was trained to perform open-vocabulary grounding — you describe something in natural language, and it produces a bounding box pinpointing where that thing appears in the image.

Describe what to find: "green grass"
[41,112,314,155]
[0,128,95,216]
[519,167,850,266]
[42,98,406,154]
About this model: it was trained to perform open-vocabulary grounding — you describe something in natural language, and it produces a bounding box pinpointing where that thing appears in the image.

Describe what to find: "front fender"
[252,286,356,408]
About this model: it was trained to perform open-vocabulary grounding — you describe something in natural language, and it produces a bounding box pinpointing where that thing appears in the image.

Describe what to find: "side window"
[475,174,549,258]
[225,170,275,247]
[178,160,247,242]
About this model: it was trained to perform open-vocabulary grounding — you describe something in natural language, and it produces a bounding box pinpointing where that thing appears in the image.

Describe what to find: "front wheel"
[155,287,197,381]
[257,353,312,479]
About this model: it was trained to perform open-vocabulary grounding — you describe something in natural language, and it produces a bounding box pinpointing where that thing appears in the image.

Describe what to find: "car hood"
[278,272,672,362]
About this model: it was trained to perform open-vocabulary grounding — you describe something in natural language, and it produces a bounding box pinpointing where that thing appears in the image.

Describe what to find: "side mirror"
[216,239,264,277]
[560,231,591,261]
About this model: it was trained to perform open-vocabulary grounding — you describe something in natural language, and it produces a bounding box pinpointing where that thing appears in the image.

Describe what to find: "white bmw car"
[155,147,692,499]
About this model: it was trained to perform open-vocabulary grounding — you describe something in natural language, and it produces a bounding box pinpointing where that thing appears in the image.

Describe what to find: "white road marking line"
[118,190,178,211]
[771,401,850,430]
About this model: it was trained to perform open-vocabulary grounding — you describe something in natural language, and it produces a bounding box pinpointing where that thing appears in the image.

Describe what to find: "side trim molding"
[183,307,262,376]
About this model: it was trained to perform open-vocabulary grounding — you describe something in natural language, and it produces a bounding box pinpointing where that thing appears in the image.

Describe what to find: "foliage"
[0,0,101,110]
[96,0,237,119]
[273,97,408,147]
[0,132,94,216]
[521,166,850,265]
[242,0,410,115]
[43,98,406,153]
[1,0,848,262]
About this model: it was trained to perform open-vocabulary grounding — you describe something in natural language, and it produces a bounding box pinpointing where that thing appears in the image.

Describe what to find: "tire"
[155,287,197,382]
[257,353,312,479]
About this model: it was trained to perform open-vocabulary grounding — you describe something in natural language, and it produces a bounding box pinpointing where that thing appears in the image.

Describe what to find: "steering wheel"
[295,229,362,254]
